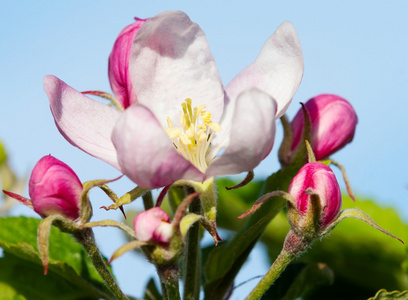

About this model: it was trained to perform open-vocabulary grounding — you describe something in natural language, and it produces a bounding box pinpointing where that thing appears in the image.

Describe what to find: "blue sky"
[1,1,408,298]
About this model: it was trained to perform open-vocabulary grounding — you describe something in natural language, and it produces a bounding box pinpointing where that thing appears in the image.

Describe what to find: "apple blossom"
[4,155,82,220]
[43,10,304,189]
[289,94,358,161]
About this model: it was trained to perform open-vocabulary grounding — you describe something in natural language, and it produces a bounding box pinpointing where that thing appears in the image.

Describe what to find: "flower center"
[164,98,221,173]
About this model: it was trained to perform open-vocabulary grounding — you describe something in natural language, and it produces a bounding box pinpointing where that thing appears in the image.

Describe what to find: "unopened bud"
[289,94,358,161]
[288,162,341,235]
[134,207,173,243]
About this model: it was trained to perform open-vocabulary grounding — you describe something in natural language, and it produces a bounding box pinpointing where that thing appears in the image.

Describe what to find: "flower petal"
[129,10,225,126]
[206,88,277,178]
[225,21,303,118]
[108,18,146,109]
[112,104,204,188]
[44,75,121,170]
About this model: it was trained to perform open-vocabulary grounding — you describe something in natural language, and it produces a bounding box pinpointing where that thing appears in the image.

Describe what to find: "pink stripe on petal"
[44,75,122,170]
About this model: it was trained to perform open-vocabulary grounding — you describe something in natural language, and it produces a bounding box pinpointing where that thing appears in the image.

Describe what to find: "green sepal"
[37,215,65,274]
[368,289,408,300]
[101,186,150,211]
[180,213,204,238]
[225,170,254,190]
[81,220,136,239]
[81,176,122,223]
[278,114,294,168]
[328,159,355,201]
[321,208,403,244]
[108,240,148,264]
[82,90,124,111]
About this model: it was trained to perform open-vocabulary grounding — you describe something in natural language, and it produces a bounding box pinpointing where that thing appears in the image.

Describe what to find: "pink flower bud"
[108,18,146,109]
[290,94,358,160]
[288,162,341,227]
[29,155,83,219]
[134,207,173,243]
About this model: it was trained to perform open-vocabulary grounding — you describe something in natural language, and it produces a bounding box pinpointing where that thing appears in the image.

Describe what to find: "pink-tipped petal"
[291,94,358,160]
[226,21,304,118]
[128,10,225,125]
[134,207,172,243]
[112,104,204,189]
[108,18,147,108]
[206,88,277,178]
[288,162,341,227]
[44,75,122,170]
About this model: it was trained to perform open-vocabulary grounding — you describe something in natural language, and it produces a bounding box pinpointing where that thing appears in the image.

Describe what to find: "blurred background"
[1,1,408,298]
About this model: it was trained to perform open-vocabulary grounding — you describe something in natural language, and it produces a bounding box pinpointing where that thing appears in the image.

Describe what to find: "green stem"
[245,230,308,300]
[183,191,202,300]
[74,228,129,300]
[157,264,181,300]
[142,191,154,210]
[245,250,294,300]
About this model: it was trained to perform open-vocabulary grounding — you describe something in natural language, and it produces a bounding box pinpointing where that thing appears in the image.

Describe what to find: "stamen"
[164,99,222,172]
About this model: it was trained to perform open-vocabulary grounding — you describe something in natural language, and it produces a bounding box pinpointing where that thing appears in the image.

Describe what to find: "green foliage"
[143,278,162,300]
[261,262,334,300]
[214,177,408,300]
[0,217,113,300]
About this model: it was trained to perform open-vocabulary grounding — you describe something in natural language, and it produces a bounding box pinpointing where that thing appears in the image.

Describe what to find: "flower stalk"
[74,228,129,300]
[245,230,308,300]
[183,190,202,300]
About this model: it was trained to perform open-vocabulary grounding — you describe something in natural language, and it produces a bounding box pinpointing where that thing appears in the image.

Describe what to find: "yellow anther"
[165,127,182,139]
[208,122,221,132]
[164,98,222,173]
[180,134,192,145]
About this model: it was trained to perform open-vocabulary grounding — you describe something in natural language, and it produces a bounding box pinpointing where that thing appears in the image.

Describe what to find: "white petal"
[206,88,277,178]
[226,21,303,118]
[112,104,204,188]
[129,10,225,126]
[44,75,121,170]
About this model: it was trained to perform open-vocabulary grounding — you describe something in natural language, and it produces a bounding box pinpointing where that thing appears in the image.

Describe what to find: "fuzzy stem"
[157,264,181,300]
[245,230,308,300]
[74,228,128,300]
[183,190,202,300]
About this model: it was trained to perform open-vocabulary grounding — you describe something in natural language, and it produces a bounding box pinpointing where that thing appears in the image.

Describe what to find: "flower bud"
[134,207,173,243]
[29,155,83,220]
[290,94,358,160]
[108,18,146,109]
[288,162,341,231]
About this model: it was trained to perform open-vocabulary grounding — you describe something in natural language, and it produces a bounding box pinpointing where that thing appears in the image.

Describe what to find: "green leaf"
[0,216,113,300]
[0,281,27,300]
[143,278,162,300]
[204,165,301,300]
[368,289,408,300]
[259,262,334,300]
